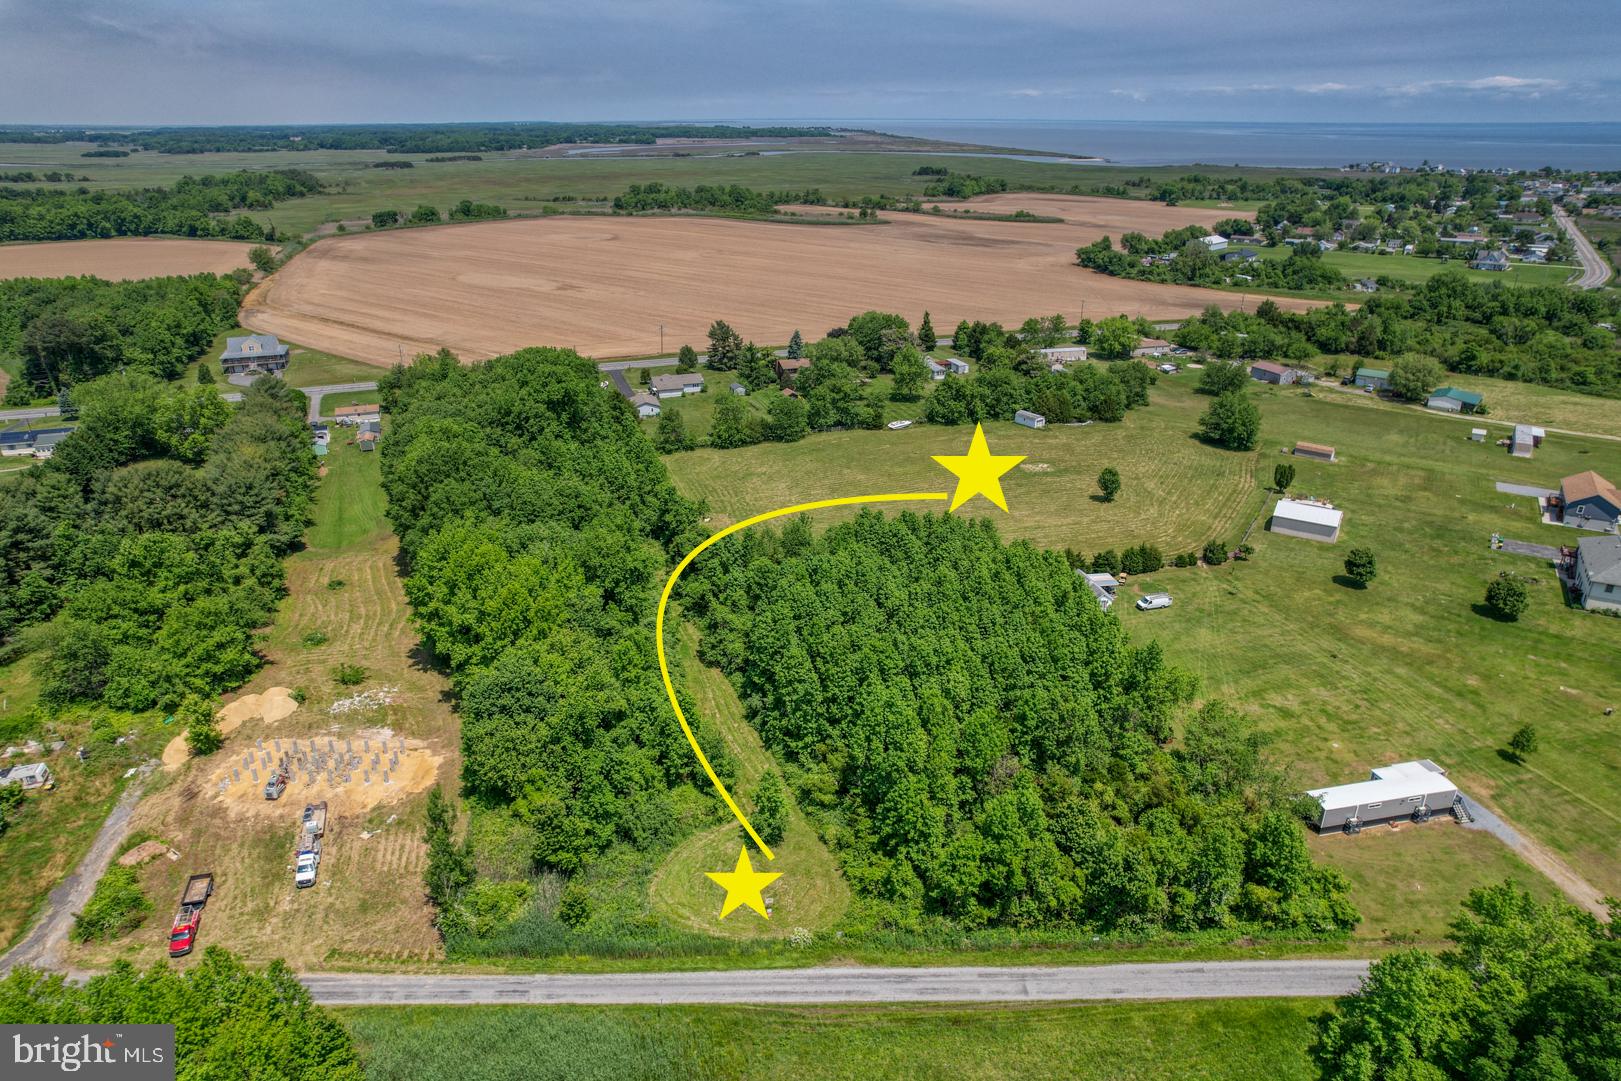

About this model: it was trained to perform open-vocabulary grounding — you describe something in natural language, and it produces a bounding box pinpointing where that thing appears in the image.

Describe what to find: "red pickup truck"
[168,873,214,958]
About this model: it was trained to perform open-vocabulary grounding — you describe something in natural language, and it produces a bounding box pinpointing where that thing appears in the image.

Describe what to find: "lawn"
[185,326,384,389]
[667,374,1621,917]
[667,370,1264,556]
[342,999,1325,1081]
[1307,369,1621,440]
[646,623,850,937]
[318,389,383,416]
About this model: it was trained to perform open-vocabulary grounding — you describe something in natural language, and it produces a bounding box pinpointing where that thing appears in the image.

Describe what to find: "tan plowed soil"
[0,237,261,281]
[242,194,1317,364]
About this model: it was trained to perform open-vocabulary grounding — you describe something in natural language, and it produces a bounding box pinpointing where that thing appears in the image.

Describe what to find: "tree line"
[0,168,320,242]
[0,374,315,711]
[681,511,1358,934]
[0,122,834,154]
[377,348,731,941]
[612,182,826,215]
[1078,230,1346,293]
[0,272,244,403]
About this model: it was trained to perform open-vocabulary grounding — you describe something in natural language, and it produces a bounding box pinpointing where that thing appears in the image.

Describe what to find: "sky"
[0,0,1617,126]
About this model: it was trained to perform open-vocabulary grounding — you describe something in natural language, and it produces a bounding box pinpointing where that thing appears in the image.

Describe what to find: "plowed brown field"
[242,194,1314,364]
[0,237,260,280]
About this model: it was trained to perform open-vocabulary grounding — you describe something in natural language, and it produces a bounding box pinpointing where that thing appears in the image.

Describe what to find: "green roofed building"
[1425,386,1485,414]
[1354,367,1391,390]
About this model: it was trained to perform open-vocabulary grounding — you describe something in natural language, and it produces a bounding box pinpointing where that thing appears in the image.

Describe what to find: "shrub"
[753,771,788,845]
[178,693,222,756]
[333,663,367,686]
[1343,547,1377,586]
[1508,724,1539,760]
[1273,462,1295,492]
[1202,540,1229,565]
[301,631,328,648]
[71,865,151,942]
[290,688,308,705]
[1197,391,1261,450]
[1097,466,1121,502]
[326,579,346,591]
[1120,543,1164,575]
[1485,575,1529,620]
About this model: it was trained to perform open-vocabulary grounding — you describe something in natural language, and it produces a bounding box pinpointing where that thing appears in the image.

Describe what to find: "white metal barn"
[1268,498,1343,542]
[1013,409,1047,429]
[1306,760,1459,832]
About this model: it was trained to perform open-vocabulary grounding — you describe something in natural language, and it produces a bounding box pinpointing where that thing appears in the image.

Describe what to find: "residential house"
[1573,535,1621,612]
[1132,338,1174,358]
[1198,234,1228,252]
[1079,571,1119,612]
[1269,498,1343,542]
[729,382,747,396]
[1556,470,1621,532]
[1352,278,1379,293]
[650,372,706,399]
[1038,346,1089,365]
[0,762,52,789]
[1425,387,1484,414]
[1293,441,1337,462]
[925,358,969,380]
[773,357,811,387]
[1013,409,1046,429]
[219,334,291,375]
[1220,248,1257,264]
[333,403,380,425]
[0,426,72,458]
[630,392,661,418]
[1354,367,1391,391]
[31,430,68,459]
[1249,360,1296,385]
[1471,250,1510,271]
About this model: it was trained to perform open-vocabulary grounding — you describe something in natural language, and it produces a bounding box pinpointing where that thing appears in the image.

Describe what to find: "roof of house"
[0,762,50,782]
[1135,338,1173,349]
[33,430,68,448]
[1198,234,1228,245]
[1429,387,1484,406]
[1578,536,1621,585]
[220,334,288,360]
[650,373,705,392]
[629,392,659,409]
[1513,423,1538,444]
[1250,361,1289,376]
[1562,470,1621,508]
[1473,250,1509,264]
[1274,498,1343,529]
[1294,441,1335,456]
[775,357,811,371]
[1356,367,1390,380]
[356,430,377,443]
[1307,760,1456,813]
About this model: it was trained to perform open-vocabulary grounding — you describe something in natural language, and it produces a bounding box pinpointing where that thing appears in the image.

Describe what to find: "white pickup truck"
[295,801,327,889]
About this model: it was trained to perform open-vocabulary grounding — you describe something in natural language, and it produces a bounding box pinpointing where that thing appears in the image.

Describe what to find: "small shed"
[729,382,747,396]
[1511,423,1543,458]
[1013,409,1046,429]
[0,762,52,789]
[1269,498,1343,542]
[1354,367,1391,390]
[1305,760,1458,832]
[1426,387,1484,414]
[1470,428,1487,442]
[1293,441,1336,462]
[1078,571,1119,612]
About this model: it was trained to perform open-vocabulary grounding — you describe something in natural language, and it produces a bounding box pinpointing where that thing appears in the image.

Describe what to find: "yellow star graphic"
[706,846,782,919]
[931,423,1026,512]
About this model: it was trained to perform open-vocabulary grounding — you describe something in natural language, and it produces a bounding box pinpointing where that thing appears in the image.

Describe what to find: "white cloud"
[1384,74,1567,97]
[1108,88,1147,102]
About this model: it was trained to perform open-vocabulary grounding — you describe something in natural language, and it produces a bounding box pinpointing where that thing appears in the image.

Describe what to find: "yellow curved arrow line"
[655,491,949,860]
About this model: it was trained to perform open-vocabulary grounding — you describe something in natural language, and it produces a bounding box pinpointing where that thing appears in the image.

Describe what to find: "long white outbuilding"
[1306,760,1458,833]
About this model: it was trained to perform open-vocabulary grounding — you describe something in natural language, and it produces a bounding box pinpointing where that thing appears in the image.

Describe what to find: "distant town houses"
[219,333,290,375]
[650,372,706,398]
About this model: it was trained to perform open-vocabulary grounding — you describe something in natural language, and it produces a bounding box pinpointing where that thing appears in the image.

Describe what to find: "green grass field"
[342,999,1325,1081]
[185,326,385,389]
[318,389,383,415]
[666,373,1621,916]
[0,140,1326,239]
[1307,370,1621,439]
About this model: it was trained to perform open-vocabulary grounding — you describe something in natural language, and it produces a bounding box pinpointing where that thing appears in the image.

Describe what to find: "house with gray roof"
[219,334,290,375]
[650,373,705,399]
[630,392,661,418]
[1574,535,1621,612]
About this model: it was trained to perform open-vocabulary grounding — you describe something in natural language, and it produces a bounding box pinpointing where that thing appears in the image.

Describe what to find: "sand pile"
[161,688,301,772]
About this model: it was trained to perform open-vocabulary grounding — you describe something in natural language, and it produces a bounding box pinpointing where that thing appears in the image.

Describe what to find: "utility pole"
[659,324,665,354]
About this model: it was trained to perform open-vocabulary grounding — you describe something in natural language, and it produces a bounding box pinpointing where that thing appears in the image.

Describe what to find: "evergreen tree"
[195,363,214,385]
[918,311,937,352]
[706,320,743,370]
[57,387,79,417]
[1273,462,1295,491]
[786,329,804,359]
[655,409,693,453]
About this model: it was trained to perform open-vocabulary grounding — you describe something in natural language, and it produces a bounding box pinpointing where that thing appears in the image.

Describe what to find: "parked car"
[1135,593,1173,611]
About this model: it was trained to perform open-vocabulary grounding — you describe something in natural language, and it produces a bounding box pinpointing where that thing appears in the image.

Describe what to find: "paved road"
[0,770,147,973]
[0,382,371,426]
[1555,207,1614,290]
[1499,539,1562,560]
[300,960,1371,1006]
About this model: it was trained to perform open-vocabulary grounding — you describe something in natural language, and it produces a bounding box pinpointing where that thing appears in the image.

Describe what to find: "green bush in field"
[333,663,367,686]
[71,865,151,942]
[301,630,328,648]
[1485,575,1529,620]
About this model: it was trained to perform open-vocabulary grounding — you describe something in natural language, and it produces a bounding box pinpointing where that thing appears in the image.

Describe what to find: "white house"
[1198,234,1229,252]
[925,357,970,381]
[1574,535,1621,612]
[1038,346,1088,365]
[630,392,661,418]
[1306,760,1457,832]
[650,373,706,399]
[1269,498,1343,542]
